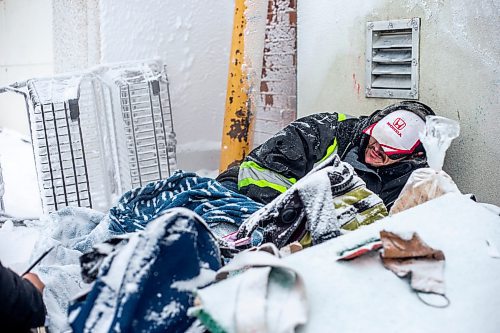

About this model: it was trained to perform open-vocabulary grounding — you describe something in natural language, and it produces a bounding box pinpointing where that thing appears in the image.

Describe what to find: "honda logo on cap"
[393,118,406,131]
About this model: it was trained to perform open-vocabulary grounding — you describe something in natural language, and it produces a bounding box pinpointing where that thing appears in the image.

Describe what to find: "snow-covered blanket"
[31,166,383,331]
[30,207,114,331]
[109,170,263,237]
[237,155,388,248]
[69,208,221,333]
[30,171,262,332]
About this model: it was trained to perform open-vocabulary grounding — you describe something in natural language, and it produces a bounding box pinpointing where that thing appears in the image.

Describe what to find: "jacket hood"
[367,101,436,125]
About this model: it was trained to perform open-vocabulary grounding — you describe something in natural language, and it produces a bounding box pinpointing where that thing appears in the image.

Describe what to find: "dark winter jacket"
[0,261,46,332]
[217,101,435,209]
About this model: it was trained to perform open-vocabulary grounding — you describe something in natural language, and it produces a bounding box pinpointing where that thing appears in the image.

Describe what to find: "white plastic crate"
[21,60,177,214]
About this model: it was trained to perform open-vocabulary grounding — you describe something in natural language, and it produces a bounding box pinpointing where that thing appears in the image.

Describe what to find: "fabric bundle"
[30,171,262,331]
[69,208,222,333]
[192,246,308,333]
[237,155,388,249]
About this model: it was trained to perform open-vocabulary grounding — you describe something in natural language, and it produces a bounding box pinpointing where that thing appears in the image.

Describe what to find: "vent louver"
[366,18,420,99]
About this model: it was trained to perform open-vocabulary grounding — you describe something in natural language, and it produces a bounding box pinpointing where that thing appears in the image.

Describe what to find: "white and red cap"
[362,110,425,156]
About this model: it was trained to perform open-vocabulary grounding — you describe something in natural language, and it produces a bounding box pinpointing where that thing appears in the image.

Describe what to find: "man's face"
[364,136,405,167]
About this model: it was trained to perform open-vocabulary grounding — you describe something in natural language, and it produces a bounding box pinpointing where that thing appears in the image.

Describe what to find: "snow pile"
[285,193,500,333]
[0,219,41,273]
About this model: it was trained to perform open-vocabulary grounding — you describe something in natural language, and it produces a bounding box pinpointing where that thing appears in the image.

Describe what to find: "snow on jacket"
[217,101,435,209]
[0,261,46,331]
[237,155,388,248]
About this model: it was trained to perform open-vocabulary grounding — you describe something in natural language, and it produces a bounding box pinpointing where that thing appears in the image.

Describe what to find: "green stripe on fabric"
[195,309,228,333]
[341,203,388,231]
[238,177,288,193]
[338,113,347,122]
[333,187,373,209]
[356,203,388,225]
[340,218,358,231]
[299,232,312,248]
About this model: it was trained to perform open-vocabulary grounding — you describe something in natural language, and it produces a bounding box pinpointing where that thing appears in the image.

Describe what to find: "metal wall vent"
[365,18,420,99]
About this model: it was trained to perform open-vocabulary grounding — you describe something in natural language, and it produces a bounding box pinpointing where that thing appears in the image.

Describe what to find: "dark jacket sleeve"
[215,165,240,193]
[248,112,341,179]
[0,262,46,330]
[236,113,342,204]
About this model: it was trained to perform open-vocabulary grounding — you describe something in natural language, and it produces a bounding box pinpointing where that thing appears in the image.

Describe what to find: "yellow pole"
[219,0,254,172]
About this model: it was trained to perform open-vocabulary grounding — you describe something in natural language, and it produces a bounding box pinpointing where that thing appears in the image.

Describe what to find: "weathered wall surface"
[298,0,500,205]
[100,0,234,171]
[53,0,101,73]
[2,0,498,201]
[251,0,297,147]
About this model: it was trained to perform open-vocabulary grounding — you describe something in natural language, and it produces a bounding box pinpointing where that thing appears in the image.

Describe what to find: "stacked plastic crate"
[26,60,177,214]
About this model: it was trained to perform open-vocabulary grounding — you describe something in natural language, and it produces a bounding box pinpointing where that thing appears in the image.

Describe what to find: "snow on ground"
[0,128,43,271]
[286,193,500,333]
[0,219,41,273]
[0,128,43,218]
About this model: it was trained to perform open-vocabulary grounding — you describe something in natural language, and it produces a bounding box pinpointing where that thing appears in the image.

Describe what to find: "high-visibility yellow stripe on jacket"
[238,160,297,193]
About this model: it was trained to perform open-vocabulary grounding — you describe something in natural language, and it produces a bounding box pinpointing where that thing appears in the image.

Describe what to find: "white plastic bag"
[390,116,461,215]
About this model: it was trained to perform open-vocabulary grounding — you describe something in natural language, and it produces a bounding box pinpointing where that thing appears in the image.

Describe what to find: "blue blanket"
[31,171,261,331]
[69,208,222,333]
[109,170,263,238]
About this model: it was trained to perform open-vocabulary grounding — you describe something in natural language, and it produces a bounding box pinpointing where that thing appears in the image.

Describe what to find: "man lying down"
[23,101,435,332]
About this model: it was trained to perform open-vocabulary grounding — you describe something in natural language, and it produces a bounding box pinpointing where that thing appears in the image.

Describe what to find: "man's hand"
[23,273,45,293]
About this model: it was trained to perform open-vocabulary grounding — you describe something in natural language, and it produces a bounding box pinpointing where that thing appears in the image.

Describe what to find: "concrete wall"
[99,0,234,172]
[0,0,54,135]
[52,0,101,73]
[298,0,500,205]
